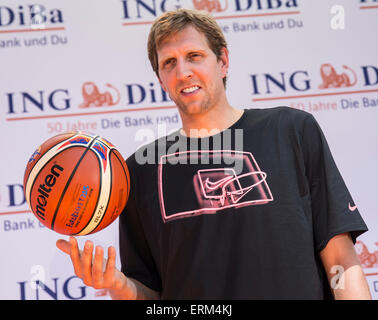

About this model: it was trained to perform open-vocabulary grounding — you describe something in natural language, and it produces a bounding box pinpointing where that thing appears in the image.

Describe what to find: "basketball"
[23,131,130,236]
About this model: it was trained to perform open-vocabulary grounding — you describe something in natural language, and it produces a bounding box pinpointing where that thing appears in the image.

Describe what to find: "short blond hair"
[147,8,228,87]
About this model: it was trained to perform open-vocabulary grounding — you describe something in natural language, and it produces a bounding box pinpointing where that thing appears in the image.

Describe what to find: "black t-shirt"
[119,106,368,299]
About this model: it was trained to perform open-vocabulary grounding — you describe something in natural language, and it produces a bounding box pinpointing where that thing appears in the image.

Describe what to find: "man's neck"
[179,104,244,138]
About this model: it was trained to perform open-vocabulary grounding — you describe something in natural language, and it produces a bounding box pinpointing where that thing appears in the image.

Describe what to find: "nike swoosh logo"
[349,202,357,212]
[205,176,233,190]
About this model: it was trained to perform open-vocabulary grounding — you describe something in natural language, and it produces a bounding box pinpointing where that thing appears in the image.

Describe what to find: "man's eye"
[190,53,201,59]
[164,59,174,67]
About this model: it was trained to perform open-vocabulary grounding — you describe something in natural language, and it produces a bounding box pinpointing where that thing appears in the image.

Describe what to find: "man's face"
[157,25,228,116]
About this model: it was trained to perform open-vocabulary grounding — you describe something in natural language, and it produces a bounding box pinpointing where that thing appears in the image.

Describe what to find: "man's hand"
[56,237,125,292]
[56,237,160,300]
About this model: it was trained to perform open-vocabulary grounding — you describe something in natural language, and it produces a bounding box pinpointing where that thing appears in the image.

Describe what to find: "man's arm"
[108,273,160,300]
[319,232,371,300]
[56,237,160,300]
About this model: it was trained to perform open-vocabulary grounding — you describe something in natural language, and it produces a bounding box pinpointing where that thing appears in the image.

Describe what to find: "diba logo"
[359,0,378,8]
[79,82,121,108]
[0,4,64,30]
[121,0,299,23]
[4,81,172,118]
[250,64,378,97]
[6,184,26,207]
[229,0,298,13]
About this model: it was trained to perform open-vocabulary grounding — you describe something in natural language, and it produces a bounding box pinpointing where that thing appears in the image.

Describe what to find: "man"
[57,8,371,299]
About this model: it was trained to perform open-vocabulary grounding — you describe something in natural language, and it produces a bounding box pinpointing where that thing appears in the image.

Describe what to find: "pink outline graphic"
[158,150,273,222]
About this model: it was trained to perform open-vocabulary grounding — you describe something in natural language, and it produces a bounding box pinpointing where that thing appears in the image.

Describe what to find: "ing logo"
[4,80,171,118]
[121,0,300,23]
[318,64,357,89]
[249,63,378,99]
[79,82,120,108]
[192,0,228,13]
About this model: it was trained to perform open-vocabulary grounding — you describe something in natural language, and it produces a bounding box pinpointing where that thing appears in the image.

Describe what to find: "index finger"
[56,239,71,255]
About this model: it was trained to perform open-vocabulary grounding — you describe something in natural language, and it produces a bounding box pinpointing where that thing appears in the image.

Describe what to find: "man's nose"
[176,59,193,80]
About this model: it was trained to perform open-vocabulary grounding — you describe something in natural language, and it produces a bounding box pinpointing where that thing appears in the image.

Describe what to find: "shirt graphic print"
[158,150,274,222]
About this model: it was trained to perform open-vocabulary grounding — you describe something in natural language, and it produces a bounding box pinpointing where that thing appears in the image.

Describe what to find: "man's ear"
[219,47,229,79]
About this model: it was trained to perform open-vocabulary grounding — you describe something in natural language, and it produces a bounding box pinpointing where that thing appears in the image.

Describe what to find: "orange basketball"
[23,131,130,235]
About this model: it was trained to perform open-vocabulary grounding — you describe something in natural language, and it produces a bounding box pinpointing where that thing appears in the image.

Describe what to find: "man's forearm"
[332,265,371,300]
[109,273,160,300]
[320,233,372,300]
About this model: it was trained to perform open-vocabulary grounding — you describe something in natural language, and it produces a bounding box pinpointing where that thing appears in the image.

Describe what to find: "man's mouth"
[181,86,200,94]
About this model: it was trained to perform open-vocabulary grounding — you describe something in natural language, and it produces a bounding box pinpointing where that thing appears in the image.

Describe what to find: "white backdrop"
[0,0,377,300]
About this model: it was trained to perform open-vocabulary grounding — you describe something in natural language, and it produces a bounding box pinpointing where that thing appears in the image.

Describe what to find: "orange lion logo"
[355,240,378,269]
[318,64,357,89]
[79,82,120,108]
[192,0,228,13]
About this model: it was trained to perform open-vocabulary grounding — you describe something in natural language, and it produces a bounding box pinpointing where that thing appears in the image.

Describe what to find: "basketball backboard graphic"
[158,150,273,222]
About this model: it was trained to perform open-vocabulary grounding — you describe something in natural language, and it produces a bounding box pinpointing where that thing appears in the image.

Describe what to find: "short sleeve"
[300,113,368,252]
[118,156,162,292]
